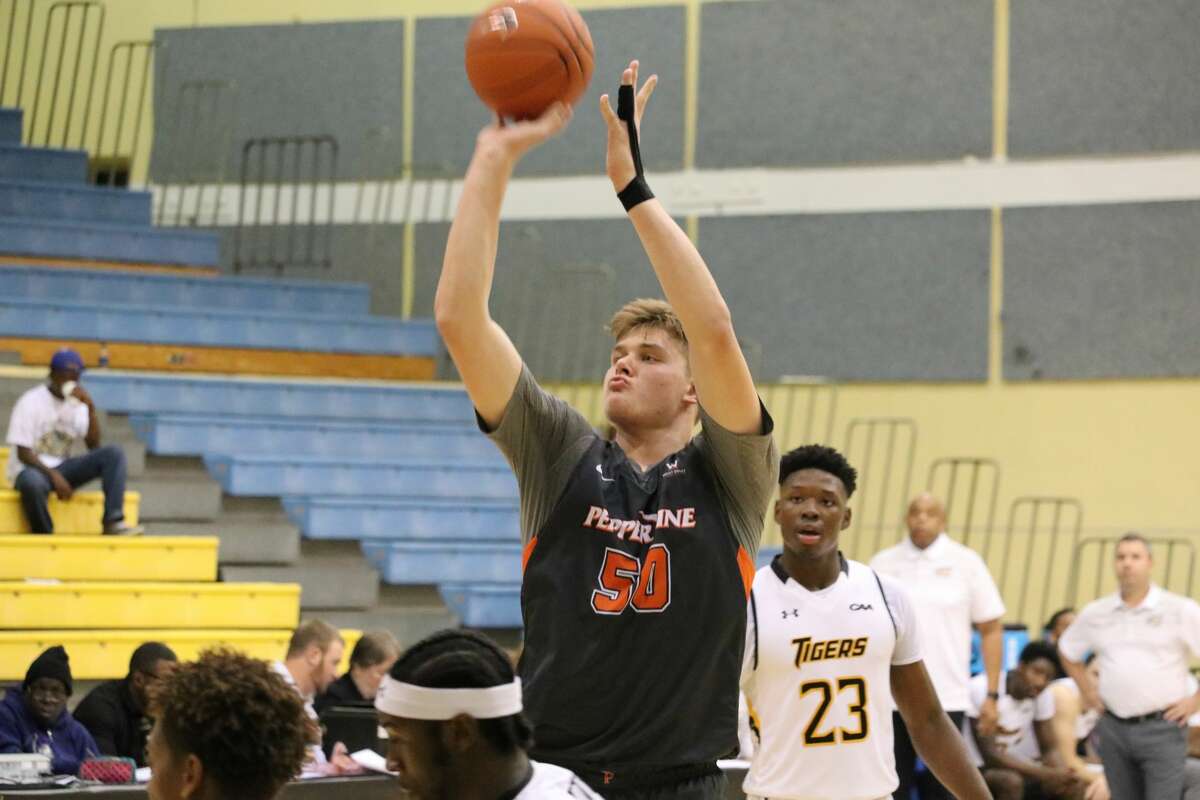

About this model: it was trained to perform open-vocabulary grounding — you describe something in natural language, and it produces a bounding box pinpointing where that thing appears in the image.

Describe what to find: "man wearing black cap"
[5,347,141,534]
[73,642,178,766]
[0,645,99,775]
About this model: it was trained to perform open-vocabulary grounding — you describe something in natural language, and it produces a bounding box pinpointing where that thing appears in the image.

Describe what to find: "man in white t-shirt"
[1058,533,1200,800]
[376,629,602,800]
[967,641,1084,800]
[870,492,1005,799]
[742,446,989,800]
[5,348,140,534]
[1047,656,1107,798]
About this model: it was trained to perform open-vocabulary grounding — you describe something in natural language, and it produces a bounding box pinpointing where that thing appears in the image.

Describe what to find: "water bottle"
[98,341,110,368]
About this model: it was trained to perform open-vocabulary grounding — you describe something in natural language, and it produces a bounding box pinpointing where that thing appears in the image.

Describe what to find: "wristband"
[986,692,1000,700]
[616,83,653,211]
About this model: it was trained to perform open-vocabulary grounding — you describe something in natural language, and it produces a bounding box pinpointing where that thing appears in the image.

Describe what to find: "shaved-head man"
[871,492,1006,800]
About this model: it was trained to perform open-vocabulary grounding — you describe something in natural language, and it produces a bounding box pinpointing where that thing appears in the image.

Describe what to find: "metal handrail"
[154,79,237,226]
[926,457,1001,555]
[26,0,103,148]
[997,496,1084,626]
[842,417,918,561]
[234,134,339,274]
[92,39,152,162]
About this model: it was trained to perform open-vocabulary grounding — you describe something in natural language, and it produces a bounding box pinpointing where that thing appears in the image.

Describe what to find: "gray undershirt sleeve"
[695,402,779,558]
[479,366,597,544]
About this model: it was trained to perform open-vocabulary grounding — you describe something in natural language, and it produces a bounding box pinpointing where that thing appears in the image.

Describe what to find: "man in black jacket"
[73,642,177,765]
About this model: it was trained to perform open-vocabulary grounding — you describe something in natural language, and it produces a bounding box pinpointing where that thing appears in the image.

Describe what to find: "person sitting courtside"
[73,642,178,766]
[0,646,98,775]
[314,629,400,713]
[146,649,309,800]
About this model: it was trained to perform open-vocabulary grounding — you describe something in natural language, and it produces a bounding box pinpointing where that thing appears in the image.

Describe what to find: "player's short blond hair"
[608,298,688,352]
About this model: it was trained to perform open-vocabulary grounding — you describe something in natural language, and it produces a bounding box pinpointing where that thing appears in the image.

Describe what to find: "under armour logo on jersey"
[849,603,873,611]
[595,464,615,482]
[781,608,800,619]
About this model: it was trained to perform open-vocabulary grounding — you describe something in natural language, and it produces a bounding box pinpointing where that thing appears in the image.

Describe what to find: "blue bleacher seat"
[0,143,86,183]
[1,265,372,315]
[204,454,517,498]
[0,296,438,355]
[361,541,522,584]
[0,109,21,144]
[132,415,491,459]
[0,215,218,265]
[283,496,519,541]
[85,372,476,422]
[0,180,151,225]
[440,583,522,628]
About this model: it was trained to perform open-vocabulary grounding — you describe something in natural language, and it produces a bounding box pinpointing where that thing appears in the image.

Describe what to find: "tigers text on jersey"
[741,556,921,800]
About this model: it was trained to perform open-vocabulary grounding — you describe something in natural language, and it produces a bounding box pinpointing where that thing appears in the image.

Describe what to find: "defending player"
[435,60,777,799]
[741,446,989,800]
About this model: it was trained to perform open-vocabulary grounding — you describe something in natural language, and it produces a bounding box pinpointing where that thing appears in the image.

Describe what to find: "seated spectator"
[376,629,601,799]
[5,348,141,535]
[272,619,360,776]
[1048,655,1107,799]
[147,649,309,800]
[0,646,98,775]
[967,641,1084,800]
[73,642,178,766]
[314,630,400,713]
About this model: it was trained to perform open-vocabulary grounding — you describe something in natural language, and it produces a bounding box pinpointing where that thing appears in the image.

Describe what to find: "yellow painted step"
[0,535,218,581]
[0,629,362,681]
[0,582,300,629]
[0,489,140,535]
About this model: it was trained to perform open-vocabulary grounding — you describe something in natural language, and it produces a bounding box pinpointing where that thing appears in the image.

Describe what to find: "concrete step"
[0,109,21,144]
[222,539,379,610]
[0,143,86,183]
[150,516,300,565]
[309,585,458,646]
[131,455,221,521]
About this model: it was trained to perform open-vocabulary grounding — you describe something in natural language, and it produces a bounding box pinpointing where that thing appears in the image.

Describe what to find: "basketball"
[464,0,595,120]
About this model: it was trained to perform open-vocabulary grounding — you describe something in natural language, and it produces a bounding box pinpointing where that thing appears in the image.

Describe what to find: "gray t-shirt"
[482,366,778,555]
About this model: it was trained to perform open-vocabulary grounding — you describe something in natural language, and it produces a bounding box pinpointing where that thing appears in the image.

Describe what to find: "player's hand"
[475,102,572,164]
[49,469,73,501]
[976,696,999,737]
[70,383,93,406]
[1038,767,1080,796]
[1164,692,1200,726]
[599,59,657,191]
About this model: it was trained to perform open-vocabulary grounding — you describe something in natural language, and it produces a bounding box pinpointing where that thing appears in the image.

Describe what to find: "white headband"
[374,675,523,720]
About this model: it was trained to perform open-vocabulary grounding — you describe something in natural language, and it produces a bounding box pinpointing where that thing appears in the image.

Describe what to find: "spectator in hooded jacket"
[0,645,98,774]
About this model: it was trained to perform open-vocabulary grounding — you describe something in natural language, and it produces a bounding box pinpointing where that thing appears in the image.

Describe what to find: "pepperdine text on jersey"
[581,505,698,543]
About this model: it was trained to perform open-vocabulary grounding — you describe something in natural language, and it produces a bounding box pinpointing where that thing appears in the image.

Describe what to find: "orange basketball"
[464,0,595,120]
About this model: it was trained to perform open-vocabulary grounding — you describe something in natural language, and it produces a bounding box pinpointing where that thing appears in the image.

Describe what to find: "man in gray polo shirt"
[1058,532,1200,800]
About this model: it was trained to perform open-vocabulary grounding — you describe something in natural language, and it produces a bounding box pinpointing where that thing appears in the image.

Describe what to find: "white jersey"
[517,761,604,799]
[741,556,922,800]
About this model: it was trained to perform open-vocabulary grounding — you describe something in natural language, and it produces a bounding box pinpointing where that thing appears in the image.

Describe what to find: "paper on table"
[350,749,397,776]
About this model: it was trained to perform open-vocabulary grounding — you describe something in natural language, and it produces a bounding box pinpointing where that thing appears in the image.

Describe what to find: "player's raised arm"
[599,61,762,435]
[434,105,572,428]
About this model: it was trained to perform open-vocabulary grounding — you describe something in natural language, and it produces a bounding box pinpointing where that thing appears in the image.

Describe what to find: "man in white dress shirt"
[870,492,1005,799]
[1059,533,1200,800]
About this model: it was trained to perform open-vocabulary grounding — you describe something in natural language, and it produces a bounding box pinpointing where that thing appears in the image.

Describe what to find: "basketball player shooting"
[741,446,990,800]
[435,61,777,800]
